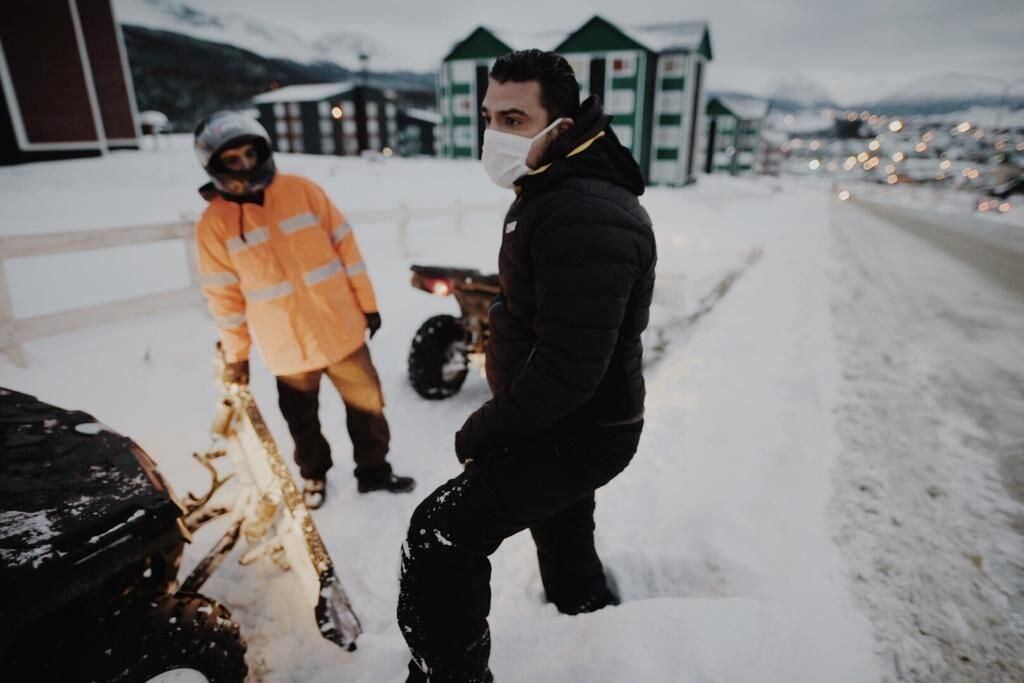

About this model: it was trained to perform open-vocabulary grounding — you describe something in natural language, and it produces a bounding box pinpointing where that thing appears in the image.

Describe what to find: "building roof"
[709,96,770,121]
[252,82,355,104]
[556,15,649,54]
[443,27,514,62]
[555,16,712,60]
[625,22,712,59]
[490,27,563,52]
[402,108,442,125]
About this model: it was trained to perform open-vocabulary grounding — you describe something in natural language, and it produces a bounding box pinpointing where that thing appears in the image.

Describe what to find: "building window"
[661,55,685,77]
[274,103,285,117]
[607,89,635,115]
[658,91,684,113]
[366,101,379,118]
[453,126,474,148]
[655,126,681,147]
[318,101,330,117]
[276,101,304,153]
[609,52,636,77]
[451,60,474,83]
[453,95,474,117]
[322,136,335,154]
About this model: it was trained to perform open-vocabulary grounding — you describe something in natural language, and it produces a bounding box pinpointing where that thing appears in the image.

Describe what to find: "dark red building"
[0,0,140,165]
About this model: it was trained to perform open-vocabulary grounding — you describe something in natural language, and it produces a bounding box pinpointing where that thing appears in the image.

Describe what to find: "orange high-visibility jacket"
[195,174,378,376]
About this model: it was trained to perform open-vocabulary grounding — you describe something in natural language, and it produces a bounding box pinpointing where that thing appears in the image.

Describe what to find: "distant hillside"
[122,25,435,131]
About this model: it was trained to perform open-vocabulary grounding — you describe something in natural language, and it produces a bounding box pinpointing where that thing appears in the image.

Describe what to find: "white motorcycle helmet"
[194,111,276,196]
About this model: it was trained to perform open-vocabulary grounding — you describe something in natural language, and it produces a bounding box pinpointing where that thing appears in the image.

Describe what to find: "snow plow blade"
[210,348,362,650]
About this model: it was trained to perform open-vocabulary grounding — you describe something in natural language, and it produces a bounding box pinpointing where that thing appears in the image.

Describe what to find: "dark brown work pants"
[275,344,391,485]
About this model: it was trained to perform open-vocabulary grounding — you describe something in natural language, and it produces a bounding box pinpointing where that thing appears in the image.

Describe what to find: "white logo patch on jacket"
[504,220,517,234]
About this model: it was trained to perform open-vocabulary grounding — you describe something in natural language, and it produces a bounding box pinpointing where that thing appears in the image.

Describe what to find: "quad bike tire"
[107,593,248,683]
[408,314,469,399]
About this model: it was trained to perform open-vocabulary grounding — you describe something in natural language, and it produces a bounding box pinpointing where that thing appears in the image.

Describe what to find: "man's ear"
[557,118,574,133]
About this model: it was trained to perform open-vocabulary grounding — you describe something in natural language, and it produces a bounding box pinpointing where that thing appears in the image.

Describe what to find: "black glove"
[223,359,250,385]
[365,312,382,339]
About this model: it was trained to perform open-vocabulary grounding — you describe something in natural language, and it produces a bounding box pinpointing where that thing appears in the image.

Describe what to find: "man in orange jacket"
[193,111,415,507]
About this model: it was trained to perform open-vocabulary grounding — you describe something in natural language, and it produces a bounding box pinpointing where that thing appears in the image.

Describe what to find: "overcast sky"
[130,0,1024,104]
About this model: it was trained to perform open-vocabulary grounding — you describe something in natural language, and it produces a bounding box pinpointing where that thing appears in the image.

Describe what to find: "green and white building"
[437,28,514,159]
[437,16,712,186]
[704,96,769,176]
[556,17,712,186]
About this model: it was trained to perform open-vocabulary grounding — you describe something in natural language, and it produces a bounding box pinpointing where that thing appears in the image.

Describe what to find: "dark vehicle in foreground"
[407,265,501,399]
[0,387,247,682]
[1,351,361,681]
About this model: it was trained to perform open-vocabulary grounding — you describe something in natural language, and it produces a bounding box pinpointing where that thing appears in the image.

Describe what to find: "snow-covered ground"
[2,142,1022,681]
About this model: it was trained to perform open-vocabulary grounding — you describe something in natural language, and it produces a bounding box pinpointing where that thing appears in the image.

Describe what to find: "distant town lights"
[956,121,971,133]
[827,161,839,171]
[809,140,821,151]
[915,142,928,153]
[331,106,344,119]
[940,160,951,170]
[888,120,904,132]
[885,164,896,174]
[1018,143,1024,152]
[809,159,821,170]
[922,131,934,142]
[887,174,898,184]
[838,190,851,201]
[892,152,905,162]
[857,151,870,162]
[868,140,881,151]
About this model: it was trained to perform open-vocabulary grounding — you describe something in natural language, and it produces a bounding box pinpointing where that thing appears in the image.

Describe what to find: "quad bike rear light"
[422,277,452,297]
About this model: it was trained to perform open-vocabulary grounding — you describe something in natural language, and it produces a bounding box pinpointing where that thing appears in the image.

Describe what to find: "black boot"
[357,469,416,494]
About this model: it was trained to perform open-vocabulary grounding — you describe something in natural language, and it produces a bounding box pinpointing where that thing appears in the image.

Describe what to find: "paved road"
[830,199,1024,681]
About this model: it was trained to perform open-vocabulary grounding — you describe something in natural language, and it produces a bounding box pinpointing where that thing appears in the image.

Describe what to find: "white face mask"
[481,118,565,189]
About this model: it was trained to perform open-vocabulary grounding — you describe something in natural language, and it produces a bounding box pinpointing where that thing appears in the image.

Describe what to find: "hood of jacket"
[517,95,645,197]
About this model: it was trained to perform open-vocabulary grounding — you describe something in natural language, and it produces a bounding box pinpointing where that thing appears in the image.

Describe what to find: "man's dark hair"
[490,49,581,121]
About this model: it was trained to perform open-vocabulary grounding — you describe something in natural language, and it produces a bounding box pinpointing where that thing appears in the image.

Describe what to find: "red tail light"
[422,277,452,297]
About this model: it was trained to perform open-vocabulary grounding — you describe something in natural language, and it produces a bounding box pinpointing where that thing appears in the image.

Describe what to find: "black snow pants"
[397,421,642,682]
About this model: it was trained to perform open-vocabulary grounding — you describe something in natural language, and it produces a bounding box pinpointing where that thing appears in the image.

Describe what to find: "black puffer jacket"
[457,97,657,461]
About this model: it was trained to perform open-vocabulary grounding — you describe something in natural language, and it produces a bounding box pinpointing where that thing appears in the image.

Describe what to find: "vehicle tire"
[114,593,248,683]
[408,314,469,399]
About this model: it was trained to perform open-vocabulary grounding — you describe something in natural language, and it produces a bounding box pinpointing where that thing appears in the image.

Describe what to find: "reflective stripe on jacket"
[195,174,378,376]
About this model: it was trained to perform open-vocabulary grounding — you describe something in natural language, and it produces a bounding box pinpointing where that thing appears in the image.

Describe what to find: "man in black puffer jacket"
[398,50,656,682]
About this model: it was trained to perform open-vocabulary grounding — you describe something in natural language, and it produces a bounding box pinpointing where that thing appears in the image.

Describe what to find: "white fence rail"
[0,201,505,367]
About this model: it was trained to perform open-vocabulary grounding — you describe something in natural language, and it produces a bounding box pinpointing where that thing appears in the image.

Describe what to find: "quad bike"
[0,345,360,682]
[407,265,501,399]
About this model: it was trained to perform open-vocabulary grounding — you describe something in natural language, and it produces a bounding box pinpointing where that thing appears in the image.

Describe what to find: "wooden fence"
[0,201,504,367]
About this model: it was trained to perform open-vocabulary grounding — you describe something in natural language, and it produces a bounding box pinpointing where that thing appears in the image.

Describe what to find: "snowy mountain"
[121,26,434,131]
[114,0,416,72]
[768,74,838,111]
[872,72,1024,112]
